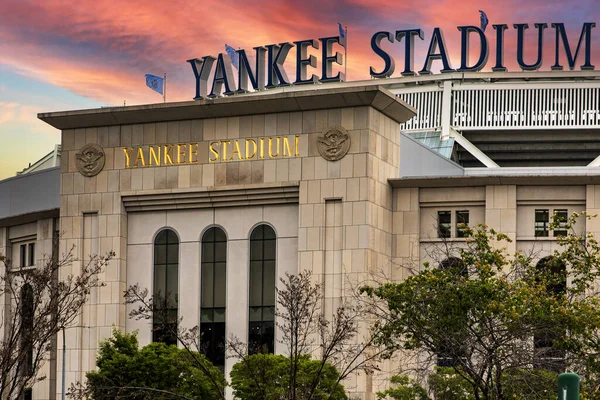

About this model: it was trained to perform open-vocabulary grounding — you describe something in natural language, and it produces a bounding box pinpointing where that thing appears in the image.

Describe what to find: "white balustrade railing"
[395,83,600,132]
[396,89,443,131]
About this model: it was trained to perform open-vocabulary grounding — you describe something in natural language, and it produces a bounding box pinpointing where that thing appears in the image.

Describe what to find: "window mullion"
[165,243,168,303]
[261,238,266,320]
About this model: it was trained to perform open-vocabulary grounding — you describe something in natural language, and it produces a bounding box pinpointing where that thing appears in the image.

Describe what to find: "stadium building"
[2,69,600,399]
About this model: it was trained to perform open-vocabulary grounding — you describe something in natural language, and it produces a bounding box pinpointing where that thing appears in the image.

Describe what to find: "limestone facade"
[393,183,589,272]
[39,87,413,400]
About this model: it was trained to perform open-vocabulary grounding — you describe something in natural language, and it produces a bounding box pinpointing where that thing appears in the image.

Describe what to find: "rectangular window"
[535,209,550,237]
[20,245,26,268]
[438,211,451,239]
[553,210,568,237]
[456,210,469,238]
[28,243,35,267]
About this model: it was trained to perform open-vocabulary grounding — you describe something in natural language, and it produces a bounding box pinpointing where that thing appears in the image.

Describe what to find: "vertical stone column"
[36,218,59,400]
[297,106,404,400]
[58,126,128,398]
[224,222,250,394]
[0,227,6,257]
[323,199,343,318]
[387,186,422,397]
[485,185,517,254]
[585,185,600,237]
[298,107,372,290]
[391,188,420,281]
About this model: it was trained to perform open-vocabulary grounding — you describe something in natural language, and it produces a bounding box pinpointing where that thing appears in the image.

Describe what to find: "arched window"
[534,256,566,372]
[536,256,566,297]
[200,227,227,369]
[153,229,179,345]
[248,225,276,354]
[21,283,34,376]
[437,257,467,368]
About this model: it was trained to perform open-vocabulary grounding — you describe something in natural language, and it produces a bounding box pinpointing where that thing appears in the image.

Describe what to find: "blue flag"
[479,10,489,32]
[225,44,239,70]
[338,22,346,47]
[145,74,164,95]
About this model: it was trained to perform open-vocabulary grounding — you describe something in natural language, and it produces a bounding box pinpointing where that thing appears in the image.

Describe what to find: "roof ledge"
[39,86,416,130]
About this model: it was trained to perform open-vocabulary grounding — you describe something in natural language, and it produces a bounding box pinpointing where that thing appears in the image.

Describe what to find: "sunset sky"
[0,0,598,179]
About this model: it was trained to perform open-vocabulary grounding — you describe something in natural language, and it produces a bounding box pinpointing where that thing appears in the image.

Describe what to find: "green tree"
[123,270,380,400]
[361,213,600,400]
[230,353,347,400]
[428,367,475,400]
[500,368,557,400]
[80,330,225,399]
[376,374,428,400]
[379,368,557,400]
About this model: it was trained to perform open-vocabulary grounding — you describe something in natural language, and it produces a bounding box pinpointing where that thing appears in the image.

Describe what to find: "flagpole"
[344,26,348,82]
[164,73,167,103]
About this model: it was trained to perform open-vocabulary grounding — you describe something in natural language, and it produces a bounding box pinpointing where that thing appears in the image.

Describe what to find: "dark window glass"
[20,245,26,268]
[214,263,226,307]
[21,284,34,377]
[166,266,178,308]
[167,244,179,264]
[439,257,467,277]
[154,245,166,264]
[153,229,179,345]
[215,242,227,262]
[535,209,549,237]
[534,257,566,372]
[200,322,225,371]
[201,264,214,308]
[456,210,469,238]
[200,227,227,369]
[250,240,263,261]
[436,343,464,368]
[23,388,32,400]
[438,211,451,238]
[263,261,276,305]
[248,225,276,354]
[249,321,275,354]
[249,261,263,307]
[553,209,568,237]
[28,243,35,267]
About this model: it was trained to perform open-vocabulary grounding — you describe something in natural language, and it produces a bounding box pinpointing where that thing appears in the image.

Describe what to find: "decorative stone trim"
[76,143,105,177]
[122,184,299,212]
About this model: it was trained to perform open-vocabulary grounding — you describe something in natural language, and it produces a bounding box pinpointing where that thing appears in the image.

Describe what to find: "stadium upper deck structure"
[253,70,600,170]
[392,71,600,169]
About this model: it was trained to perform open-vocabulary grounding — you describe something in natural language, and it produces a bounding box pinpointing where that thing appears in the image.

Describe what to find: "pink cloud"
[0,0,598,108]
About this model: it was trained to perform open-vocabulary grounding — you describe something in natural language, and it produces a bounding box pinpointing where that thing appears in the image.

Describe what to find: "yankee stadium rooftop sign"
[188,22,596,100]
